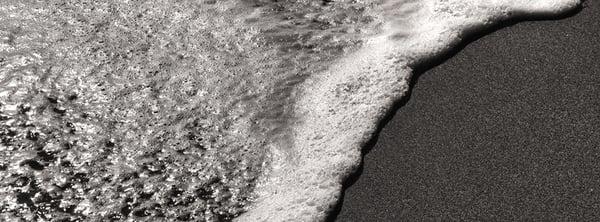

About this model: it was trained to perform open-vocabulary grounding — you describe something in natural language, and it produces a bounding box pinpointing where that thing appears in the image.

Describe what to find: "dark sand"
[335,1,600,221]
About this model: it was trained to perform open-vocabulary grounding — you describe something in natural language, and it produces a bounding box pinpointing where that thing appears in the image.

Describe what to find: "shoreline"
[335,1,599,221]
[242,1,584,220]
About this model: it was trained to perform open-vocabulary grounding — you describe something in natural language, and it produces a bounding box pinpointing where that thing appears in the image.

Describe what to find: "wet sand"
[335,1,600,221]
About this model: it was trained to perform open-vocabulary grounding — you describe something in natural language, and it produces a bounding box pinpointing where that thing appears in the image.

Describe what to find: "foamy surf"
[0,0,580,221]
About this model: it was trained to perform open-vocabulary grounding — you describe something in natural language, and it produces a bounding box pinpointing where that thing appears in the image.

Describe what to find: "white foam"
[238,0,581,221]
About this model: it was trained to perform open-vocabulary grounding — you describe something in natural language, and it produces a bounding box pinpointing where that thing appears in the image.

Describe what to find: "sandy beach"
[336,1,599,221]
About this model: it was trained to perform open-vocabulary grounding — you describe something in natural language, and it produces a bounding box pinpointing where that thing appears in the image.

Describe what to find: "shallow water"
[0,1,375,221]
[0,0,581,221]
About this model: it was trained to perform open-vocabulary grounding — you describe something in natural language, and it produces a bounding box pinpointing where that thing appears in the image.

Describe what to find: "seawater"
[0,0,580,221]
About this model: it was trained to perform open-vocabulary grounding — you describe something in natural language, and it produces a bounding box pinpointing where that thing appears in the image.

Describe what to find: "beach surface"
[336,1,599,221]
[0,1,590,221]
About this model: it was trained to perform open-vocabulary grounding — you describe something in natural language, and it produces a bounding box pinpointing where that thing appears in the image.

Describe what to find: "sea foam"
[239,0,581,221]
[0,0,580,221]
